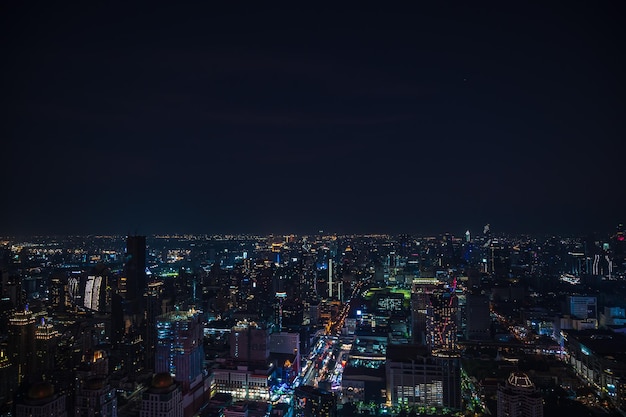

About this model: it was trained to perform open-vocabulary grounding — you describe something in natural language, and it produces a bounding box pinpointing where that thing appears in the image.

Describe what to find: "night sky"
[2,3,625,236]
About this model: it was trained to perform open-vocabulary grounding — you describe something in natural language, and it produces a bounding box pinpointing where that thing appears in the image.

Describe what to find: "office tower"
[386,345,461,409]
[497,372,544,417]
[74,376,117,417]
[300,250,317,299]
[465,293,491,341]
[0,349,16,408]
[432,351,462,409]
[155,310,204,392]
[328,259,333,298]
[466,267,481,290]
[567,295,597,320]
[410,278,439,345]
[275,291,287,331]
[9,305,36,384]
[124,235,147,302]
[49,276,69,312]
[426,289,458,352]
[213,366,272,402]
[0,248,21,308]
[84,275,111,312]
[213,320,273,402]
[145,281,168,371]
[230,320,269,363]
[140,373,183,417]
[35,318,60,375]
[488,239,510,278]
[15,382,67,417]
[111,236,148,375]
[294,385,337,417]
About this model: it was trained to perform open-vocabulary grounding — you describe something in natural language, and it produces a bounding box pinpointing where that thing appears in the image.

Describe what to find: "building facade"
[385,345,461,409]
[155,309,204,391]
[75,376,117,417]
[140,373,183,417]
[15,382,67,417]
[497,372,543,417]
[9,306,36,384]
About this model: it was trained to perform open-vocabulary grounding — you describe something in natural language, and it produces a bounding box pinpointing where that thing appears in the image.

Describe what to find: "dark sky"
[2,3,625,236]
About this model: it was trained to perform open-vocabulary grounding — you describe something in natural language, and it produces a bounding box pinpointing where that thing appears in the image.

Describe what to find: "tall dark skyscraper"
[9,306,36,384]
[426,288,459,352]
[465,293,491,341]
[111,236,148,375]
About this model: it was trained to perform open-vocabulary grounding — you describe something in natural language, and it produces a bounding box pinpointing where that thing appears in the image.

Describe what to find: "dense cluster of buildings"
[0,225,625,416]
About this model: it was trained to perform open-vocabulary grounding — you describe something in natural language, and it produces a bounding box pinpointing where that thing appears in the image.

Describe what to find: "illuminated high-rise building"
[410,278,439,345]
[0,248,21,308]
[328,259,333,299]
[145,280,166,371]
[35,317,60,375]
[155,310,204,392]
[567,295,597,320]
[9,305,36,384]
[111,236,148,375]
[386,344,461,409]
[84,275,103,311]
[74,376,117,417]
[0,349,15,407]
[229,320,269,363]
[426,288,458,352]
[497,372,543,417]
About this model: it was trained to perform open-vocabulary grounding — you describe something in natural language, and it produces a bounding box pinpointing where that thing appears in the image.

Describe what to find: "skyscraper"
[155,310,204,392]
[410,278,439,345]
[229,320,269,363]
[465,293,491,341]
[145,280,166,371]
[567,295,597,320]
[426,288,458,352]
[386,344,461,409]
[9,305,36,384]
[497,372,543,417]
[112,236,148,375]
[35,318,60,375]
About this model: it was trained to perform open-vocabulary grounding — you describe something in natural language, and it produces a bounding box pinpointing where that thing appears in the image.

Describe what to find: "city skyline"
[1,221,626,415]
[3,3,624,236]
